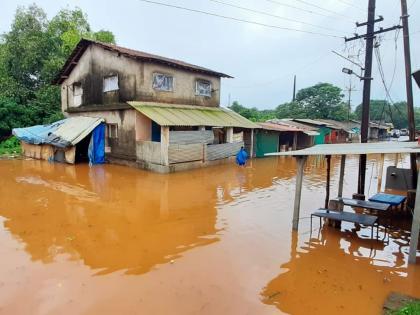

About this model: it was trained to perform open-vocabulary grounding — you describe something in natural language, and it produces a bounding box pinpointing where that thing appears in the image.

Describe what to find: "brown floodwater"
[0,155,418,315]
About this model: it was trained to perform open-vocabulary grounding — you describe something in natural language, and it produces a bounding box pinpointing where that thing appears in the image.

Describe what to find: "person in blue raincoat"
[236,146,248,166]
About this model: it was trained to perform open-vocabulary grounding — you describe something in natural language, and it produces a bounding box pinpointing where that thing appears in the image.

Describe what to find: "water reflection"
[0,158,303,276]
[261,225,419,314]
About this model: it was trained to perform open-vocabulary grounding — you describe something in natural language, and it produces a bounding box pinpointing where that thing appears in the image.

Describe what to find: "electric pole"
[292,75,297,102]
[344,84,357,121]
[356,0,375,198]
[400,0,417,186]
[345,0,402,198]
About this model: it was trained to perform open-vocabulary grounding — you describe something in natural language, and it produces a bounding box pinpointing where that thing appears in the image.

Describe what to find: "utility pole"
[401,0,417,186]
[292,75,297,102]
[345,0,402,198]
[344,83,357,121]
[356,0,375,198]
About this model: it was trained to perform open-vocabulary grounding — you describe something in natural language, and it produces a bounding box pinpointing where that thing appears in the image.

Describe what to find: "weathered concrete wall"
[136,141,162,165]
[135,112,152,141]
[61,45,221,111]
[67,109,137,160]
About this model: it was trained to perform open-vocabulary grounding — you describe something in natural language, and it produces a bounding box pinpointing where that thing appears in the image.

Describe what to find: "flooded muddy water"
[0,156,419,314]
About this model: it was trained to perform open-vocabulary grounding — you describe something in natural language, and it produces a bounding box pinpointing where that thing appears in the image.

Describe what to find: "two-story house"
[53,39,257,172]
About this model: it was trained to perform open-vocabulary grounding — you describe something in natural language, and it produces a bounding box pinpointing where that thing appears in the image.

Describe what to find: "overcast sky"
[1,0,420,110]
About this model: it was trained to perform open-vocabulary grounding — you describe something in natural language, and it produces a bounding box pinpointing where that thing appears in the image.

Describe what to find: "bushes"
[0,136,21,155]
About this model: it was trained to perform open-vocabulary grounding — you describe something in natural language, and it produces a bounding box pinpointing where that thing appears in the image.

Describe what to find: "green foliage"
[354,100,420,129]
[229,101,276,122]
[230,83,350,122]
[0,136,21,155]
[0,4,115,138]
[388,301,420,315]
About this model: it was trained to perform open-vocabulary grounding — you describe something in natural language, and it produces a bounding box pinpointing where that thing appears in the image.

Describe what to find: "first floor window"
[107,123,118,139]
[73,82,83,106]
[196,80,212,97]
[103,75,119,92]
[153,73,174,91]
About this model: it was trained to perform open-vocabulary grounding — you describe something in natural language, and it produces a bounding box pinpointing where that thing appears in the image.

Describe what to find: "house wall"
[67,109,137,160]
[61,45,221,111]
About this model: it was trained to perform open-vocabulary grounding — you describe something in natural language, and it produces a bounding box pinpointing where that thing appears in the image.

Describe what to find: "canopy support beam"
[325,155,331,208]
[338,155,346,198]
[409,169,420,264]
[293,156,307,230]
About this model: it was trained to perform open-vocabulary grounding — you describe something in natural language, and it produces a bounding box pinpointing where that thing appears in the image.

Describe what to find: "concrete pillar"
[293,156,307,230]
[293,132,298,150]
[377,153,385,193]
[409,170,420,264]
[250,129,254,158]
[226,127,234,143]
[338,155,346,198]
[161,126,169,166]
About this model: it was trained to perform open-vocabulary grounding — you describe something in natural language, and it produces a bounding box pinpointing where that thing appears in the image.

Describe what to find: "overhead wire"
[293,0,357,21]
[336,0,365,12]
[137,0,345,38]
[263,0,355,23]
[207,0,346,33]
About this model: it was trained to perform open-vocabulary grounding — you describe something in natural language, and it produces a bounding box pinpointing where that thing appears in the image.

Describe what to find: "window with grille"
[152,73,174,91]
[196,80,212,97]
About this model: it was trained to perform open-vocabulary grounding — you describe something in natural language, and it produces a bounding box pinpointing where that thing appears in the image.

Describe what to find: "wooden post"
[338,155,346,198]
[293,132,298,150]
[250,129,254,158]
[409,169,420,264]
[161,126,170,166]
[293,156,306,230]
[226,127,234,143]
[325,155,331,208]
[377,153,385,193]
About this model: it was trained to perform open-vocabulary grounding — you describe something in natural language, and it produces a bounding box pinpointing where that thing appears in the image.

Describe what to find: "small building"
[52,39,257,172]
[369,121,390,140]
[13,116,105,164]
[255,120,318,157]
[292,119,335,144]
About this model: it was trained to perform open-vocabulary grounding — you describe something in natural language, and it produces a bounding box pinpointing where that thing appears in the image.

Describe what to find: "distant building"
[255,119,318,157]
[53,39,257,172]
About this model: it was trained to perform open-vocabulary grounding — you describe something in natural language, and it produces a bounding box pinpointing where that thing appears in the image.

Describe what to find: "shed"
[266,142,420,264]
[13,116,105,164]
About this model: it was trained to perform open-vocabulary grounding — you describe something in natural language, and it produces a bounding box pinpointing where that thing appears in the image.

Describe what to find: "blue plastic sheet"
[12,119,70,148]
[88,123,105,165]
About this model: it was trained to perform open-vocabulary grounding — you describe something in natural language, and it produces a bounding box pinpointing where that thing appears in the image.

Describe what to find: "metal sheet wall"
[169,143,203,164]
[169,130,214,145]
[206,142,243,161]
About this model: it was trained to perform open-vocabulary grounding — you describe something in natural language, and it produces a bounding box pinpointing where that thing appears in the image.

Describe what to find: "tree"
[229,101,276,122]
[0,4,116,138]
[294,83,348,120]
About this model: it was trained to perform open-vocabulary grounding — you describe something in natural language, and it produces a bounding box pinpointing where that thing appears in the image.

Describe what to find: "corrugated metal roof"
[129,102,258,128]
[13,116,104,148]
[258,122,302,132]
[267,119,319,132]
[54,39,232,84]
[266,141,420,156]
[293,118,333,127]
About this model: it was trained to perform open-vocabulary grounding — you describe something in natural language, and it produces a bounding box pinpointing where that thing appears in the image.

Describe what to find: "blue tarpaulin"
[88,123,105,165]
[13,116,104,148]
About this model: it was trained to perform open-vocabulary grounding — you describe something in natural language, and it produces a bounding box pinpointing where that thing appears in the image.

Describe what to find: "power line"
[263,0,354,23]
[137,0,344,38]
[293,0,356,21]
[336,0,365,12]
[207,0,346,33]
